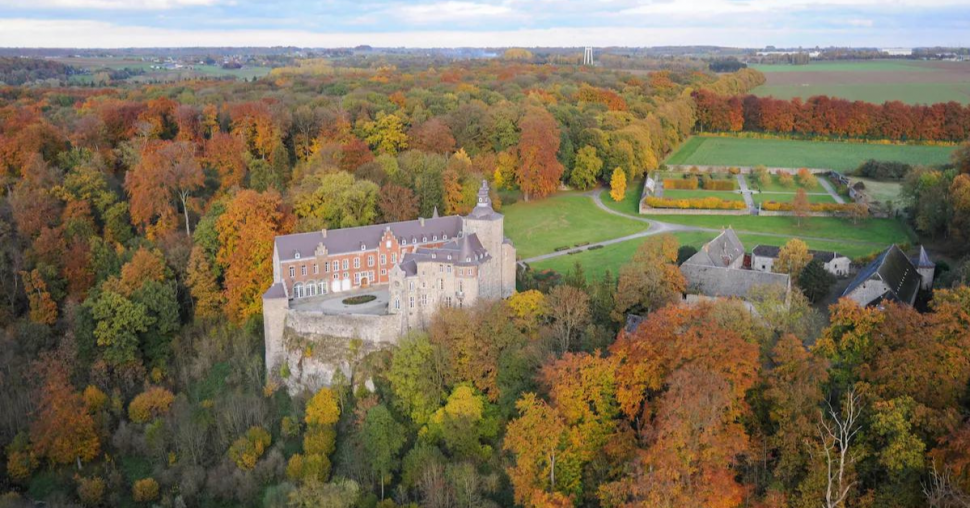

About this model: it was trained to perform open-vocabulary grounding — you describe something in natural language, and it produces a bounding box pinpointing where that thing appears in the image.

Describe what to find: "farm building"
[751,245,851,277]
[842,245,932,307]
[680,229,791,301]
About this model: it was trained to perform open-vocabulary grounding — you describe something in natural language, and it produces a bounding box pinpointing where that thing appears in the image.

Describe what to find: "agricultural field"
[666,135,955,171]
[750,60,970,104]
[52,57,271,82]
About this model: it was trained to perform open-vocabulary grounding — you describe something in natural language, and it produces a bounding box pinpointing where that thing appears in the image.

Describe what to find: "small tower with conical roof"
[463,180,513,298]
[915,245,935,290]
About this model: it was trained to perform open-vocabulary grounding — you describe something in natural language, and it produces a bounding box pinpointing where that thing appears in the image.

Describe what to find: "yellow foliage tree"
[507,290,549,338]
[128,387,175,424]
[305,387,341,427]
[610,167,627,202]
[132,478,159,503]
[776,239,812,279]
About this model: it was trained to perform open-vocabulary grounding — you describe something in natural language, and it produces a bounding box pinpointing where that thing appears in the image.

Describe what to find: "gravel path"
[818,178,847,204]
[736,174,756,213]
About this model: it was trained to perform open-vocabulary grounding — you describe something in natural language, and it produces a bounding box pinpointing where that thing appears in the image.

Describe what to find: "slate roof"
[274,215,463,261]
[467,179,503,220]
[842,245,920,305]
[914,246,934,268]
[680,264,790,299]
[263,282,287,300]
[399,234,490,276]
[751,244,847,263]
[684,228,745,268]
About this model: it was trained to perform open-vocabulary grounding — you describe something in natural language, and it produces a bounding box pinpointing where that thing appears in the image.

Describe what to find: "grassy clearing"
[640,213,913,246]
[602,177,645,215]
[752,192,836,205]
[752,82,970,105]
[666,136,955,172]
[504,193,648,259]
[751,61,932,73]
[662,189,744,201]
[849,178,904,204]
[530,231,717,281]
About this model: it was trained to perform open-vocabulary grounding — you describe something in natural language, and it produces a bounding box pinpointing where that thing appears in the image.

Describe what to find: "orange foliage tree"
[516,107,564,201]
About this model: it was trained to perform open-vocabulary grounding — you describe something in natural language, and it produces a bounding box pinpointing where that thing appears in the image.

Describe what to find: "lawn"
[639,213,914,246]
[750,60,970,105]
[666,136,955,172]
[662,189,744,202]
[752,192,837,205]
[602,177,645,215]
[747,173,822,192]
[849,178,904,205]
[503,193,648,259]
[529,229,888,281]
[530,231,717,281]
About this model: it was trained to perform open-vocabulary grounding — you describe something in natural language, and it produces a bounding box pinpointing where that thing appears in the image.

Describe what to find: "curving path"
[519,189,886,266]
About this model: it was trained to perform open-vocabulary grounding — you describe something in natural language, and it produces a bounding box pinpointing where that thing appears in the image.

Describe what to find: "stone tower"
[463,180,507,298]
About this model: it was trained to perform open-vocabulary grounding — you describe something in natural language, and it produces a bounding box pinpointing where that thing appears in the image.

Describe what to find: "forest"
[0,55,969,508]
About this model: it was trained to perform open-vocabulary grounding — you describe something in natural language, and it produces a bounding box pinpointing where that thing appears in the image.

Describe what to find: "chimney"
[321,229,327,238]
[420,217,425,227]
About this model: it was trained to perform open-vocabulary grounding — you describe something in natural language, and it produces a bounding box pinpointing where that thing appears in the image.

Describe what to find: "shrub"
[663,178,699,190]
[128,387,175,424]
[701,179,736,191]
[777,172,795,187]
[796,168,817,188]
[854,159,912,180]
[761,201,853,213]
[728,166,741,175]
[644,196,747,210]
[132,478,159,503]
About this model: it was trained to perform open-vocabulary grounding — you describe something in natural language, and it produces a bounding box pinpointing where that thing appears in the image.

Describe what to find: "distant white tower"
[583,47,594,65]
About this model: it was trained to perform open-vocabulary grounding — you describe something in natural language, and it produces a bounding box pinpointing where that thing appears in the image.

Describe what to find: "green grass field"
[503,193,647,259]
[602,177,645,215]
[666,136,955,171]
[662,189,744,202]
[750,60,970,104]
[849,178,904,204]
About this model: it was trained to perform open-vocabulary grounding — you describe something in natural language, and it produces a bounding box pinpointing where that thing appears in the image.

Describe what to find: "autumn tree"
[612,235,685,321]
[388,333,448,426]
[776,238,812,278]
[363,404,407,500]
[361,111,409,155]
[30,357,100,466]
[125,140,204,236]
[409,118,456,154]
[204,132,247,192]
[609,167,626,202]
[504,393,572,507]
[186,245,224,320]
[799,259,837,303]
[377,183,419,222]
[516,107,564,201]
[570,146,602,190]
[546,285,590,354]
[216,189,292,323]
[792,188,810,226]
[21,269,57,325]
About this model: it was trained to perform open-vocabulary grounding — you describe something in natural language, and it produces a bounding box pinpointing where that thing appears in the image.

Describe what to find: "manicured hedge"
[663,178,699,190]
[702,180,736,191]
[761,201,853,213]
[645,196,747,210]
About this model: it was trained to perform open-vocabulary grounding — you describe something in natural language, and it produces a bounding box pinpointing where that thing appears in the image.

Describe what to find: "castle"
[262,181,516,392]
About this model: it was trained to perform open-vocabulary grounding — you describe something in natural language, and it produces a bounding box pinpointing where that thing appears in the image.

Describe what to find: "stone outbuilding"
[751,245,851,277]
[842,244,925,307]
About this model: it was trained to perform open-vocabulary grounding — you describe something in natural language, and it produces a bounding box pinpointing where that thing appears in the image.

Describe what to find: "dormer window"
[361,244,366,251]
[402,239,407,245]
[443,234,448,239]
[295,252,301,259]
[433,235,437,241]
[423,236,427,242]
[432,254,436,259]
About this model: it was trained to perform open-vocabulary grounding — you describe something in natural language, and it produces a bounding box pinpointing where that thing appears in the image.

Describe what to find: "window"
[386,240,391,248]
[313,264,319,274]
[392,253,398,264]
[353,258,360,269]
[459,280,464,292]
[301,265,307,276]
[342,260,349,270]
[439,279,444,290]
[421,294,428,306]
[332,261,339,271]
[381,254,386,265]
[354,273,361,285]
[289,266,295,278]
[443,233,448,239]
[361,244,366,251]
[409,296,414,309]
[394,298,400,310]
[433,235,437,241]
[333,274,339,280]
[325,262,330,273]
[447,265,452,273]
[409,281,415,291]
[381,269,387,276]
[423,236,427,242]
[307,283,316,297]
[368,256,374,267]
[402,239,407,245]
[294,283,303,298]
[439,264,443,273]
[319,281,327,294]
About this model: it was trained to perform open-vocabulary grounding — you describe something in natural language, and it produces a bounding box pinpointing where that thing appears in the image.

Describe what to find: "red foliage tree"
[516,107,563,201]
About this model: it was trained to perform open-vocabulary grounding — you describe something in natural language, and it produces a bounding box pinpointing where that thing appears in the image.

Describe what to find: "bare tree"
[818,388,862,508]
[924,463,970,508]
[547,285,591,354]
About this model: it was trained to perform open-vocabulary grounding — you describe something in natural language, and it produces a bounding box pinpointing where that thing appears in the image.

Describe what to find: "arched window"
[307,283,316,297]
[319,281,328,294]
[294,283,304,298]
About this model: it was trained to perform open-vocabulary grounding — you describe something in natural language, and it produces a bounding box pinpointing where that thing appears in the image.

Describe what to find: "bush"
[777,172,795,187]
[132,478,159,503]
[663,178,699,190]
[128,387,175,424]
[854,159,912,180]
[761,201,853,213]
[701,179,736,191]
[76,476,106,507]
[644,196,747,210]
[728,166,741,175]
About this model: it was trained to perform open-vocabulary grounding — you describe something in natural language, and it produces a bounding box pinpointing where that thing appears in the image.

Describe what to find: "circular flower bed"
[342,295,377,305]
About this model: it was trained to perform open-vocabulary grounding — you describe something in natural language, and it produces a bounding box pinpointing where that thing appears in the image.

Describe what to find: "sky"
[0,0,969,48]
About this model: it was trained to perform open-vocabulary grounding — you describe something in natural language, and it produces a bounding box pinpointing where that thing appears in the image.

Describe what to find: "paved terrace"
[290,288,390,315]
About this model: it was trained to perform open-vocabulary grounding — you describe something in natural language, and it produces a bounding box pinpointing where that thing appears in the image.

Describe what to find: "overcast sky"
[0,0,968,48]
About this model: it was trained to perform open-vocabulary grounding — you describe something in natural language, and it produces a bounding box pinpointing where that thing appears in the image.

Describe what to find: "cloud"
[0,0,218,9]
[395,1,515,23]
